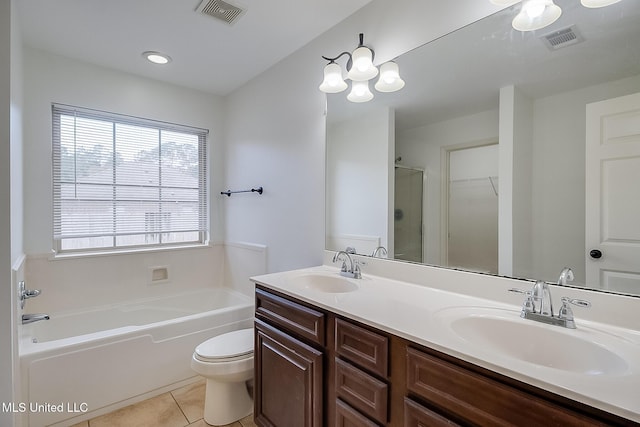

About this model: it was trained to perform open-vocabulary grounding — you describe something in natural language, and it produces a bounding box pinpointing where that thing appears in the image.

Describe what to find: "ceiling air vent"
[540,26,584,51]
[196,0,246,25]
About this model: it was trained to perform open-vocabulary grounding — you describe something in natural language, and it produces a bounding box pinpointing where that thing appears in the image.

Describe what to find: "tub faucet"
[332,250,362,279]
[19,281,42,309]
[22,314,50,325]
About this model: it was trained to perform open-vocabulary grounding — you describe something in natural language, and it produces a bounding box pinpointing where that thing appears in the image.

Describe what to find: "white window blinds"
[52,104,209,253]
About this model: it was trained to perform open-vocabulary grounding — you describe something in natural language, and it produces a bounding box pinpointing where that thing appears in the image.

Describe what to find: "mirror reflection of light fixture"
[512,0,562,32]
[489,0,520,5]
[375,61,405,93]
[319,33,404,103]
[142,51,172,64]
[495,0,624,32]
[581,0,621,7]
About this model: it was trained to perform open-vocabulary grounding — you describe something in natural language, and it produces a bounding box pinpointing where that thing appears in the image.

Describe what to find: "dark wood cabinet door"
[403,398,460,427]
[255,319,323,427]
[336,399,381,427]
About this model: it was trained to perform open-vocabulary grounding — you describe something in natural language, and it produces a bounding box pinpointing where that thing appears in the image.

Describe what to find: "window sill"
[50,243,214,261]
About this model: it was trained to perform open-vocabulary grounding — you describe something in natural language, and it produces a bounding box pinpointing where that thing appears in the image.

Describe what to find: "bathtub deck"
[70,378,257,427]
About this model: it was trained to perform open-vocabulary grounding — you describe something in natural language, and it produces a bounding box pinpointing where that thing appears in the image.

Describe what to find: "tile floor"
[70,378,257,427]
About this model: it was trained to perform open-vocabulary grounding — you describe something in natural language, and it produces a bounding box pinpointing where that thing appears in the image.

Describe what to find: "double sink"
[294,270,635,378]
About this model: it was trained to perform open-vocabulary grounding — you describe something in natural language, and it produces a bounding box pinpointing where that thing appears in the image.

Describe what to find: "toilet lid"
[195,328,253,361]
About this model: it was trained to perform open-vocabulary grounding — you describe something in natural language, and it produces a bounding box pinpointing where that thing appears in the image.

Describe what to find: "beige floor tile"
[70,421,89,427]
[239,414,257,427]
[171,380,206,423]
[88,393,188,427]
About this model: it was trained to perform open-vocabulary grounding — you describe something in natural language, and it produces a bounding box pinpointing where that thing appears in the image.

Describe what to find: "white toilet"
[191,328,254,426]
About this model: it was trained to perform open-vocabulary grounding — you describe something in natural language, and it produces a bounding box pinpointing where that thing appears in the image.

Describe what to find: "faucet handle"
[508,288,536,316]
[558,297,591,329]
[561,297,591,308]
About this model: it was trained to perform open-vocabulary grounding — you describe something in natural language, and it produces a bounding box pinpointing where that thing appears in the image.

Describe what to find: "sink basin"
[436,307,629,375]
[296,273,358,293]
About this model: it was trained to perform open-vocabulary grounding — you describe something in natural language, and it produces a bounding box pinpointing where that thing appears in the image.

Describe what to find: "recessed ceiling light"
[142,51,172,65]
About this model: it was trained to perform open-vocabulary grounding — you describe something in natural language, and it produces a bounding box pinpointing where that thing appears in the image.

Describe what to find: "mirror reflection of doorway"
[446,143,499,274]
[394,166,424,263]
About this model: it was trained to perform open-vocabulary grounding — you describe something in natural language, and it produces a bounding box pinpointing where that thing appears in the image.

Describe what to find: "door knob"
[589,249,602,259]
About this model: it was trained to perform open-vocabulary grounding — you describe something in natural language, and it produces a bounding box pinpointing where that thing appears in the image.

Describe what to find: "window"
[52,104,208,253]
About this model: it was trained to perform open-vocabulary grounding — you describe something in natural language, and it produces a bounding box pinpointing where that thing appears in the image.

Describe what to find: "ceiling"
[17,0,372,96]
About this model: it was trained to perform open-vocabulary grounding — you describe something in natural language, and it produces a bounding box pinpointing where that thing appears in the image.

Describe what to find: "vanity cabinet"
[254,285,636,427]
[404,346,623,426]
[254,288,325,427]
[334,318,391,426]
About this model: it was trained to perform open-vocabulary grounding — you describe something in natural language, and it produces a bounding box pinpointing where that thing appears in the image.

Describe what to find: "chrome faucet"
[509,268,590,329]
[557,267,574,287]
[19,281,42,309]
[332,250,362,279]
[22,313,50,325]
[532,280,553,316]
[371,246,388,258]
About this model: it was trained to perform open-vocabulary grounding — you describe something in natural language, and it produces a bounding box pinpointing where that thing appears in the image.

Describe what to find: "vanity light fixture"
[142,51,172,65]
[494,0,622,32]
[319,33,405,103]
[512,0,562,32]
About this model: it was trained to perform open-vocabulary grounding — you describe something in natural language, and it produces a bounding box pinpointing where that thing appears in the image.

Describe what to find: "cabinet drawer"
[335,318,388,377]
[406,347,608,426]
[255,287,325,346]
[335,358,388,425]
[336,399,380,427]
[404,398,460,427]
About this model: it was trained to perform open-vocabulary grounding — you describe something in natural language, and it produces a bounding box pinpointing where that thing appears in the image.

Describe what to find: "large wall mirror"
[326,0,640,296]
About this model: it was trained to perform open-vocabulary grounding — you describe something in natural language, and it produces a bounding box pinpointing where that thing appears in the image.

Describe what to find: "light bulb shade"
[490,0,521,5]
[347,46,378,81]
[347,81,374,103]
[374,61,405,93]
[512,0,561,31]
[319,62,348,93]
[580,0,621,7]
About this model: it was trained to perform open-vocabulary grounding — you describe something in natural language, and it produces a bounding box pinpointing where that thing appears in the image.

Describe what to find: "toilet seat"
[194,328,253,362]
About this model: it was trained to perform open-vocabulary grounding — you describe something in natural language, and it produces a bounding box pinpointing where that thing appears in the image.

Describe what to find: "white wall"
[21,48,228,311]
[0,1,14,422]
[326,108,393,255]
[499,86,534,278]
[223,0,504,273]
[23,47,226,254]
[529,74,640,285]
[396,109,499,265]
[1,0,24,423]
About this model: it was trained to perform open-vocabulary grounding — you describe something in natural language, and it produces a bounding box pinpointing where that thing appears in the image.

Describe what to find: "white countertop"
[251,265,640,423]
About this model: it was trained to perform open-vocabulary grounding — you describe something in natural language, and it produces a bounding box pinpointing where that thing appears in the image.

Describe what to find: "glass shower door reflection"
[394,167,424,263]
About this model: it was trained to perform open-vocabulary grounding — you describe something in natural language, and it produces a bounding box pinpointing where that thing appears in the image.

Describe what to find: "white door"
[585,92,640,293]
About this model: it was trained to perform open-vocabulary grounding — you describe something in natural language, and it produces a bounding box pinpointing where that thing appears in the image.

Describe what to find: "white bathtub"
[19,288,254,427]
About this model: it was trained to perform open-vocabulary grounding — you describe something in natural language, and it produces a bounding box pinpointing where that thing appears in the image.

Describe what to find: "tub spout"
[22,313,50,325]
